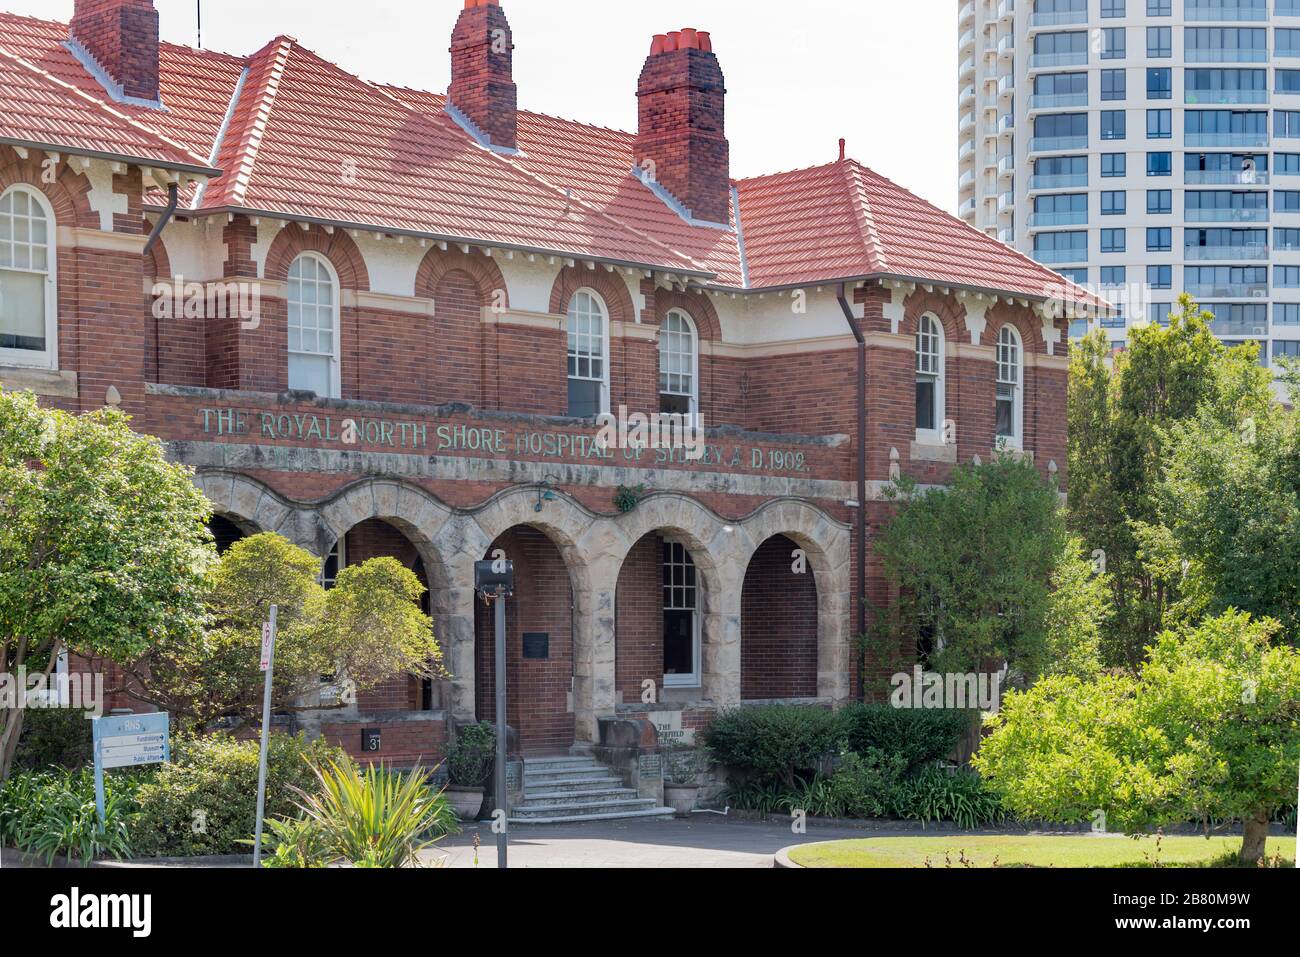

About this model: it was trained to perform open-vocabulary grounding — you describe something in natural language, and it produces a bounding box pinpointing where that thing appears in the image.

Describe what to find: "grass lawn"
[787,835,1297,869]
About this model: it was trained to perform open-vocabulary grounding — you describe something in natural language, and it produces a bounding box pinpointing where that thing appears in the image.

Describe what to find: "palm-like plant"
[292,760,454,868]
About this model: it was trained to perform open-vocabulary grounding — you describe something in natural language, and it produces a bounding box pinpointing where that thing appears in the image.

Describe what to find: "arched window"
[566,289,609,417]
[915,314,945,440]
[659,309,698,417]
[996,325,1023,447]
[0,185,57,369]
[287,253,339,398]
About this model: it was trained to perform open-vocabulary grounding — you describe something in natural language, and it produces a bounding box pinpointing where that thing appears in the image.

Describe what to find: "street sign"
[92,712,170,824]
[260,621,274,671]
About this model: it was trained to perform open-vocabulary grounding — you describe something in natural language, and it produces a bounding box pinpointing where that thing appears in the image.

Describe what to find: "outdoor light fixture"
[534,476,560,512]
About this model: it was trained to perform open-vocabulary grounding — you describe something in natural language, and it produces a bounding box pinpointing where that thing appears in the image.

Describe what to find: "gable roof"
[0,9,1102,307]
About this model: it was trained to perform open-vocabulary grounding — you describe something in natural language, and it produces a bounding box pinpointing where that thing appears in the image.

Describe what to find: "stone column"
[440,581,478,725]
[701,558,743,709]
[572,563,618,744]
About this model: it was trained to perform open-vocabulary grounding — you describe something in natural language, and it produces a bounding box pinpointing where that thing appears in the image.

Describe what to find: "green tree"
[125,533,443,730]
[975,611,1300,865]
[0,389,213,782]
[868,456,1068,682]
[1066,295,1274,667]
[1042,537,1113,679]
[1155,394,1300,642]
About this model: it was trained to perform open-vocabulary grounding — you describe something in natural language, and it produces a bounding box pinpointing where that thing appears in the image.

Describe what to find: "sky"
[10,0,958,212]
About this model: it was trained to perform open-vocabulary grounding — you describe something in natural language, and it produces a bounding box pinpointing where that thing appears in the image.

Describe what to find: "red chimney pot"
[635,26,731,224]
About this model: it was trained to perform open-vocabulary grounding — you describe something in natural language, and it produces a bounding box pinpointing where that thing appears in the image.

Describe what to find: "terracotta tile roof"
[735,159,1102,305]
[0,9,1101,306]
[0,17,216,172]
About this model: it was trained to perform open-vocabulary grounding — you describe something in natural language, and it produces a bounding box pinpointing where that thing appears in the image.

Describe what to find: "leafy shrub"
[286,761,456,867]
[778,772,844,819]
[447,722,495,788]
[132,732,343,858]
[837,703,973,775]
[723,779,788,815]
[13,708,94,772]
[255,815,333,869]
[829,748,908,819]
[702,706,841,788]
[0,767,139,865]
[892,766,1005,829]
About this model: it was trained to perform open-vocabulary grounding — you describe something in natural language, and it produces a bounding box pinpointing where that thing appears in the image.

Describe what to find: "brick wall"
[741,534,818,700]
[615,533,663,703]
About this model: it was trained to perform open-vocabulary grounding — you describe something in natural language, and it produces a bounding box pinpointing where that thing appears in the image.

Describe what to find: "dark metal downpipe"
[837,283,868,702]
[144,182,179,255]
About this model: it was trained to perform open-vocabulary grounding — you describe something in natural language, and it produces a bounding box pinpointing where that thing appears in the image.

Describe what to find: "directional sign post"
[92,712,170,828]
[253,605,278,868]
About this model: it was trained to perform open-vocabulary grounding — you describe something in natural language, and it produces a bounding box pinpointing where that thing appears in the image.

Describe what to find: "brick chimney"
[448,0,517,150]
[635,29,731,225]
[70,0,161,103]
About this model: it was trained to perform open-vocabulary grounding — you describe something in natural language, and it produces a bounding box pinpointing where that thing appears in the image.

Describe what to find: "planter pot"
[446,786,485,821]
[664,783,700,819]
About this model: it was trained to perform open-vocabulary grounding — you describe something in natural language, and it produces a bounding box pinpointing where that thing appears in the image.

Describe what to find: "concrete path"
[423,815,875,868]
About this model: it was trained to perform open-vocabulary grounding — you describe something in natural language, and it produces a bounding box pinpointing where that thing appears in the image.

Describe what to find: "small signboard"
[522,632,550,660]
[260,621,274,671]
[92,712,170,824]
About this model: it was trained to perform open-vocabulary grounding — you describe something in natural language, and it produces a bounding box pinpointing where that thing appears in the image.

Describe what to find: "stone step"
[510,797,664,820]
[508,806,676,825]
[517,787,640,807]
[523,756,600,770]
[525,777,625,795]
[523,768,614,785]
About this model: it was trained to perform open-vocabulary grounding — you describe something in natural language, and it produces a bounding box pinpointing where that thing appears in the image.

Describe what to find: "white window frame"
[915,313,946,444]
[662,540,702,689]
[566,287,610,417]
[287,252,341,399]
[0,185,58,370]
[996,324,1024,449]
[659,308,699,418]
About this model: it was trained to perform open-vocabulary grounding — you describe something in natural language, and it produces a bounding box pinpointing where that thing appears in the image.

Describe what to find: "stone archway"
[610,494,737,710]
[191,471,302,543]
[732,499,853,706]
[456,487,603,741]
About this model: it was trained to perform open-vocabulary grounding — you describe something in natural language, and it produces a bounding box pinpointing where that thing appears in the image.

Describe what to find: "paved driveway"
[423,815,873,868]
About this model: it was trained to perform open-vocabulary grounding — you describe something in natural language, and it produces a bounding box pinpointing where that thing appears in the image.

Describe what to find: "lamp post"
[474,559,514,869]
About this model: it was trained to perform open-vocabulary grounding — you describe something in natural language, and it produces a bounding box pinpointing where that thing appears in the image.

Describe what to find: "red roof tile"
[0,9,1100,306]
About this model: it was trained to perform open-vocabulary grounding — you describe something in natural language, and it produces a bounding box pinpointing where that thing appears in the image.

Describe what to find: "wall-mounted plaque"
[522,633,550,660]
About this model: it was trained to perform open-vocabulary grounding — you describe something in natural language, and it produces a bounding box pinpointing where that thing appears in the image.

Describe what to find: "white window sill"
[0,365,77,398]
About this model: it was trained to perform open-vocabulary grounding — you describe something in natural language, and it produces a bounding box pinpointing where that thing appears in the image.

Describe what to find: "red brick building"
[0,1,1099,774]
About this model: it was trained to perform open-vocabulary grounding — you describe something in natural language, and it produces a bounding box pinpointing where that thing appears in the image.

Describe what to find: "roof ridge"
[222,36,295,207]
[0,40,213,170]
[841,160,888,275]
[377,83,637,140]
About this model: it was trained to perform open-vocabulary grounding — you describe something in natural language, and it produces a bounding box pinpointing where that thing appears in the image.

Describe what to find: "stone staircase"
[508,755,673,825]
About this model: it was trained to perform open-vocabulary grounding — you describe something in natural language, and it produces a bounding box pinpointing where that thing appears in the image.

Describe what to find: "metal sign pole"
[495,589,508,870]
[253,604,278,868]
